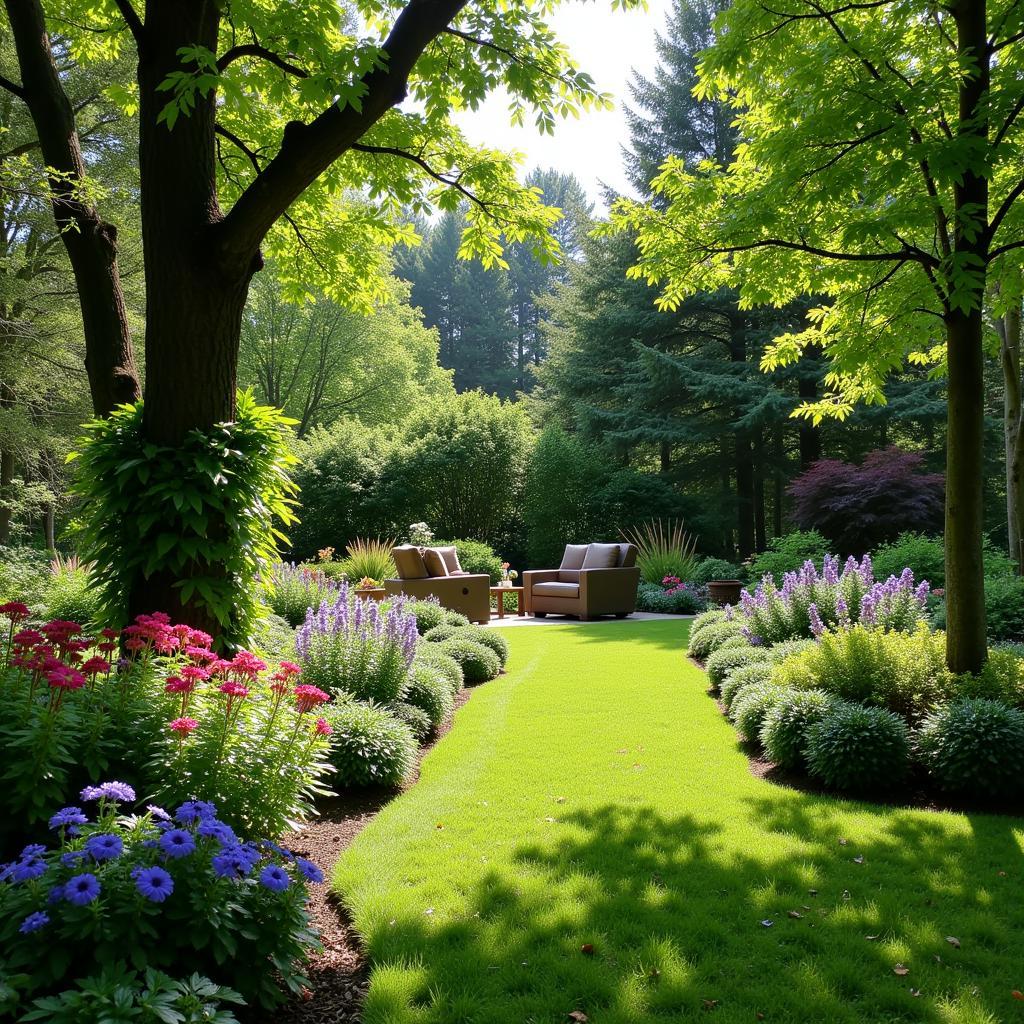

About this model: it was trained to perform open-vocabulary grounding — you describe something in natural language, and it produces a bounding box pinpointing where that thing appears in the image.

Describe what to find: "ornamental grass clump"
[736,555,928,646]
[917,699,1024,796]
[295,584,419,704]
[0,788,322,1012]
[264,562,340,627]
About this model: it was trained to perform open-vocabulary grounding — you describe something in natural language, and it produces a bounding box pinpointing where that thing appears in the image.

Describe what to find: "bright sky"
[452,1,674,212]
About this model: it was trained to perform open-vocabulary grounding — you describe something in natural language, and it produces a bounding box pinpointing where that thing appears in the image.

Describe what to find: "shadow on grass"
[359,800,1024,1023]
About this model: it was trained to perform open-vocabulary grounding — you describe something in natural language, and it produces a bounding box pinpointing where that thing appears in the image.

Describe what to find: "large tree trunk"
[735,434,755,559]
[2,0,140,416]
[798,345,821,469]
[998,295,1024,572]
[945,0,989,674]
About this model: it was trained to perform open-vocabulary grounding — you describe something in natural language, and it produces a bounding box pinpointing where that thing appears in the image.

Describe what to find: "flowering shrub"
[637,578,707,614]
[264,562,340,627]
[0,789,322,1012]
[735,555,928,646]
[296,585,418,704]
[0,606,333,839]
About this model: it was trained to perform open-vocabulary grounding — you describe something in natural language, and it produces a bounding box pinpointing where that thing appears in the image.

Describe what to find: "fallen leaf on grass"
[1012,990,1024,1001]
[568,1012,589,1023]
[999,870,1008,877]
[910,989,921,997]
[839,838,849,846]
[580,943,595,956]
[760,920,774,928]
[808,888,819,896]
[787,910,803,919]
[893,965,910,977]
[865,935,879,942]
[556,797,567,804]
[544,817,557,823]
[756,1014,765,1021]
[853,855,864,864]
[946,936,960,949]
[701,998,719,1011]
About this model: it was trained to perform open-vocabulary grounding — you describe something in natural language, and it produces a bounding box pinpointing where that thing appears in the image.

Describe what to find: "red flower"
[12,629,43,648]
[165,676,195,694]
[219,680,250,699]
[97,641,117,654]
[179,665,210,683]
[168,717,199,736]
[0,602,30,620]
[230,651,266,677]
[82,656,111,676]
[47,665,85,690]
[100,627,119,640]
[294,684,331,714]
[313,717,333,736]
[278,661,302,677]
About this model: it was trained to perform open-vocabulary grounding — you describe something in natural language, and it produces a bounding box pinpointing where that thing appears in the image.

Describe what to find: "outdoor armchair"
[384,545,491,624]
[523,542,640,620]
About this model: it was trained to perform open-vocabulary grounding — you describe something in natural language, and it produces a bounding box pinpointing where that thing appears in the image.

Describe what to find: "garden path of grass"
[334,621,1024,1024]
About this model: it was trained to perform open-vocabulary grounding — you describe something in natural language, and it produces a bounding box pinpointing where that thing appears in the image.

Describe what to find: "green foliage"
[413,644,464,694]
[405,664,456,731]
[958,649,1024,708]
[765,638,817,664]
[621,518,698,585]
[730,682,789,742]
[438,636,501,684]
[705,644,766,690]
[324,701,417,788]
[805,703,910,793]
[340,537,397,583]
[389,700,433,741]
[433,538,504,583]
[636,581,706,614]
[19,967,244,1024]
[264,563,339,627]
[692,558,742,586]
[251,614,296,661]
[746,532,831,586]
[690,608,727,635]
[686,618,745,660]
[917,699,1024,796]
[983,576,1024,643]
[424,623,460,644]
[872,534,946,590]
[44,567,101,627]
[0,546,50,606]
[759,689,836,771]
[774,624,953,721]
[444,611,471,628]
[720,662,775,711]
[69,393,297,643]
[458,625,510,668]
[407,600,447,636]
[299,627,411,707]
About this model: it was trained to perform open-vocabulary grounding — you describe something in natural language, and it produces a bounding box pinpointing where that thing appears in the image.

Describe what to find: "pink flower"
[187,629,213,648]
[185,645,218,664]
[179,665,210,683]
[168,717,199,737]
[81,656,111,676]
[97,641,117,654]
[125,637,148,653]
[230,651,266,677]
[278,661,301,677]
[47,665,85,690]
[152,633,180,655]
[1,602,30,620]
[313,717,332,736]
[12,629,43,648]
[294,684,331,714]
[165,676,195,695]
[100,628,119,640]
[219,680,250,699]
[270,680,290,697]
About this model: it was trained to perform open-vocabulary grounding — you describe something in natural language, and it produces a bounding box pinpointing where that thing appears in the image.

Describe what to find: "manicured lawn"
[334,621,1024,1024]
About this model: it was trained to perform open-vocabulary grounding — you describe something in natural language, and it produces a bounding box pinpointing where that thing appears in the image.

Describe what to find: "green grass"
[334,621,1024,1024]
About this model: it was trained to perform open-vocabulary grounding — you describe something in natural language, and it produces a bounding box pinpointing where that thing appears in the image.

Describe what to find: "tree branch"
[0,74,26,99]
[111,0,144,47]
[214,0,471,269]
[987,177,1024,247]
[217,43,308,78]
[711,237,937,265]
[350,142,488,211]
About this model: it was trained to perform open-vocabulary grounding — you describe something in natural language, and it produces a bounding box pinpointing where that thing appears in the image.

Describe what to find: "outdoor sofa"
[522,542,640,620]
[384,545,491,624]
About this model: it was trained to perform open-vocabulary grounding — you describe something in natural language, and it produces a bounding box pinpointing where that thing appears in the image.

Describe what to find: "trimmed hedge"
[805,702,909,792]
[439,636,501,684]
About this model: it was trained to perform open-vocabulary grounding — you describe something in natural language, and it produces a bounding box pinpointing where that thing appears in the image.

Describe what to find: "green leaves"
[68,391,298,644]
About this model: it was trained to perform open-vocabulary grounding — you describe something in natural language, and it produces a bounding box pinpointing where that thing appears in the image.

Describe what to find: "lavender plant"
[264,562,341,627]
[295,584,420,704]
[733,555,928,646]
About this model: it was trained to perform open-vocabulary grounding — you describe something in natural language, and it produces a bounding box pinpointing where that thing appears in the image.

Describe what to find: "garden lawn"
[334,621,1024,1024]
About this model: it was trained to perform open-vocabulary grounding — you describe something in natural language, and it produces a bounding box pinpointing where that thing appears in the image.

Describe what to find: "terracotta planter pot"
[354,588,386,603]
[707,580,743,606]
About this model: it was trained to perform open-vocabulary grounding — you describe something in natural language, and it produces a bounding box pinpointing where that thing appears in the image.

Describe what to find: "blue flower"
[259,864,290,892]
[212,842,261,879]
[81,781,136,803]
[134,866,174,903]
[60,851,84,868]
[49,807,88,830]
[48,885,64,904]
[64,873,101,905]
[197,820,236,846]
[159,829,195,859]
[174,800,216,824]
[18,911,49,934]
[84,833,122,862]
[12,857,46,883]
[146,805,171,822]
[20,844,46,858]
[295,857,324,884]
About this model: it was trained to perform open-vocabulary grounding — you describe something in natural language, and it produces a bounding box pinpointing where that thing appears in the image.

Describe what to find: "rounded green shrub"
[691,558,742,586]
[705,644,766,690]
[958,649,1024,707]
[432,538,504,583]
[444,610,471,627]
[439,636,501,684]
[325,701,418,788]
[805,702,910,792]
[917,698,1024,796]
[688,619,745,660]
[45,567,101,627]
[407,600,447,635]
[759,689,836,770]
[389,701,433,741]
[730,682,789,742]
[766,638,816,664]
[414,644,464,694]
[424,623,460,644]
[252,613,296,660]
[405,663,456,730]
[689,608,727,636]
[720,662,775,711]
[459,625,509,667]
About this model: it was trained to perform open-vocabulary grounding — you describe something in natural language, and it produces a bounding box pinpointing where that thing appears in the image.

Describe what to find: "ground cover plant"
[335,621,1024,1024]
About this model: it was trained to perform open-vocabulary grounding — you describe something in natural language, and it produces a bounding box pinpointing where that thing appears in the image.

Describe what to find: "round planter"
[707,579,743,606]
[355,587,386,603]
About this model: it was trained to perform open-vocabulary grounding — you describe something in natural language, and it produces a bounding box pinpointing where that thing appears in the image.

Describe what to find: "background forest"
[0,0,1010,581]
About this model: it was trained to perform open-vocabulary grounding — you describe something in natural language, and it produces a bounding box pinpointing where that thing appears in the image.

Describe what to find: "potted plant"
[707,579,744,606]
[498,562,518,588]
[354,576,386,602]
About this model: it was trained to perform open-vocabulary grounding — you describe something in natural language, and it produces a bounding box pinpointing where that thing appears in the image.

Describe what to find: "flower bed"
[686,560,1024,807]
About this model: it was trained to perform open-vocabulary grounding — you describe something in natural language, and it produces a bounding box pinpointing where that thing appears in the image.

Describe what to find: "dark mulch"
[262,688,474,1024]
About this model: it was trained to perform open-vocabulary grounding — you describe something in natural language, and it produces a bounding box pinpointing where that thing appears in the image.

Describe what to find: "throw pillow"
[581,543,621,569]
[422,548,450,577]
[392,545,428,580]
[436,545,462,575]
[559,544,589,571]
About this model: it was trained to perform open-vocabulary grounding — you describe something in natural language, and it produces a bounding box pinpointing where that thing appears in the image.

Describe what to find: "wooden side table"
[490,586,526,618]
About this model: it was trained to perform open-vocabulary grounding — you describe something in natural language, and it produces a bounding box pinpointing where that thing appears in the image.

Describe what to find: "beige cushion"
[559,544,589,571]
[619,544,637,568]
[392,545,428,580]
[533,581,580,598]
[582,543,621,569]
[558,569,580,583]
[436,545,462,574]
[422,548,449,577]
